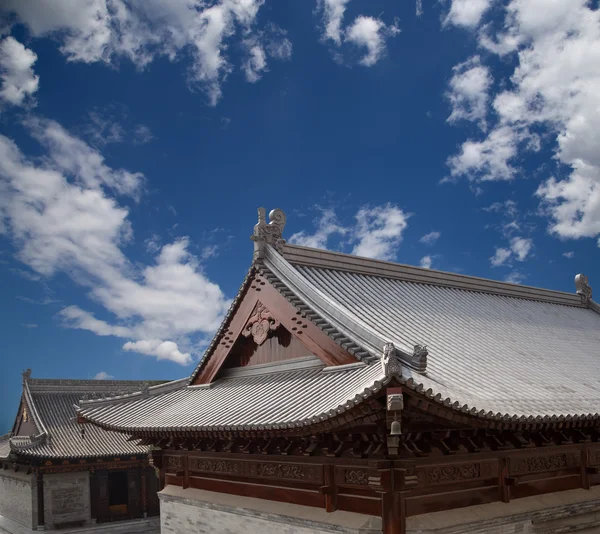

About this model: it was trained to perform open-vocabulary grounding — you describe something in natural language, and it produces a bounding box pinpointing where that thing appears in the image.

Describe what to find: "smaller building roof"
[1,374,167,460]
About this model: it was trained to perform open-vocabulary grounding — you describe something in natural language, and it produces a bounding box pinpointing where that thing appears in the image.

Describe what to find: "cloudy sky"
[1,0,599,431]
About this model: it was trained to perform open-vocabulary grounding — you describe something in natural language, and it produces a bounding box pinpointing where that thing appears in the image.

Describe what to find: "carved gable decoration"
[242,302,280,346]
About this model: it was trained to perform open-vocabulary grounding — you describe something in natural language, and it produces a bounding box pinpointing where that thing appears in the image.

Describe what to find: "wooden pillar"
[141,467,148,518]
[182,455,190,489]
[96,469,109,522]
[36,470,45,530]
[321,464,337,512]
[150,450,165,491]
[499,457,510,503]
[369,462,404,534]
[127,468,141,519]
[582,444,591,490]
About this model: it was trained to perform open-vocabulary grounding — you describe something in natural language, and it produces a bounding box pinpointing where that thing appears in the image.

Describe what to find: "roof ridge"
[28,378,165,387]
[78,377,189,408]
[283,244,584,307]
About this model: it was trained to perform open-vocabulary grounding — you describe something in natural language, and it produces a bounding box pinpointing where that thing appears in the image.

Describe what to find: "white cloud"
[416,0,423,18]
[446,56,491,130]
[85,110,125,147]
[447,0,600,244]
[352,204,409,260]
[133,124,153,145]
[447,125,523,181]
[490,247,512,267]
[0,36,39,107]
[317,1,399,66]
[2,0,288,106]
[290,203,409,261]
[123,339,191,366]
[21,323,38,328]
[26,117,144,199]
[0,116,231,365]
[490,236,533,266]
[510,236,532,261]
[94,371,114,380]
[505,271,526,284]
[242,39,267,83]
[420,255,432,269]
[289,208,348,249]
[420,231,441,245]
[444,0,493,28]
[484,200,518,217]
[345,16,400,67]
[318,0,351,46]
[563,251,574,259]
[61,306,133,338]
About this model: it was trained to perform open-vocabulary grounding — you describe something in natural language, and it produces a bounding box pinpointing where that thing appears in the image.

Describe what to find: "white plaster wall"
[0,470,34,529]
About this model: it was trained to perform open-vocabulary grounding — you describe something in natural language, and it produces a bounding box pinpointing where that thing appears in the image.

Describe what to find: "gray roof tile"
[80,358,384,432]
[10,379,165,459]
[79,243,600,432]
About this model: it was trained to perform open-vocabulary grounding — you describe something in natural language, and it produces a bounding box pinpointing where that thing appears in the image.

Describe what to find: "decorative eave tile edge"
[78,371,390,435]
[78,361,600,436]
[12,449,151,460]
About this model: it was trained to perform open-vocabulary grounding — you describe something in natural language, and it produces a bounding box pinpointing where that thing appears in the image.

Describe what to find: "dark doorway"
[108,471,128,510]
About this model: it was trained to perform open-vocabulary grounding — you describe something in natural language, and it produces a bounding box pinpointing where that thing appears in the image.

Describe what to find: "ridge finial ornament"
[575,274,592,304]
[381,342,402,380]
[250,207,287,260]
[22,369,32,384]
[413,344,428,368]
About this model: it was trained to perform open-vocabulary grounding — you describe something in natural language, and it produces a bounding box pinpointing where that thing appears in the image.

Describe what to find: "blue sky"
[1,0,600,432]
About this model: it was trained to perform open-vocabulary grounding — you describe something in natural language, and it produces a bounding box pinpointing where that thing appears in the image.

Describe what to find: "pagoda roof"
[77,208,600,434]
[1,375,166,460]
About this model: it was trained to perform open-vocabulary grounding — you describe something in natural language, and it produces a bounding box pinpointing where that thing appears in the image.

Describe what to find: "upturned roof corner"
[250,207,286,261]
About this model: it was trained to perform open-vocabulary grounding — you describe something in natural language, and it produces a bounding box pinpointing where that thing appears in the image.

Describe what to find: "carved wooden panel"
[416,461,498,487]
[588,445,600,467]
[508,452,579,476]
[189,457,323,484]
[164,456,182,472]
[340,468,370,487]
[223,327,312,369]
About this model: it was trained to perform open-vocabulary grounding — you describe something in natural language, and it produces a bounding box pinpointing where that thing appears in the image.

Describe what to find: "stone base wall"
[0,470,34,529]
[407,486,600,534]
[158,486,381,534]
[43,471,91,529]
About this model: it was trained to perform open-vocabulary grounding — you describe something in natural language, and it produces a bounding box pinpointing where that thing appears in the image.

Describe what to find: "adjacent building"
[78,208,600,534]
[0,372,163,531]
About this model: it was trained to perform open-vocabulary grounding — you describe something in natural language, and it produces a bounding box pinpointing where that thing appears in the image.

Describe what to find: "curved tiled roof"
[80,357,386,432]
[9,378,167,459]
[270,244,600,422]
[79,238,600,434]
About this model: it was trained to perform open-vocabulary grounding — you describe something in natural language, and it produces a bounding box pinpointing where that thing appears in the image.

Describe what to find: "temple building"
[78,208,600,534]
[0,372,162,532]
